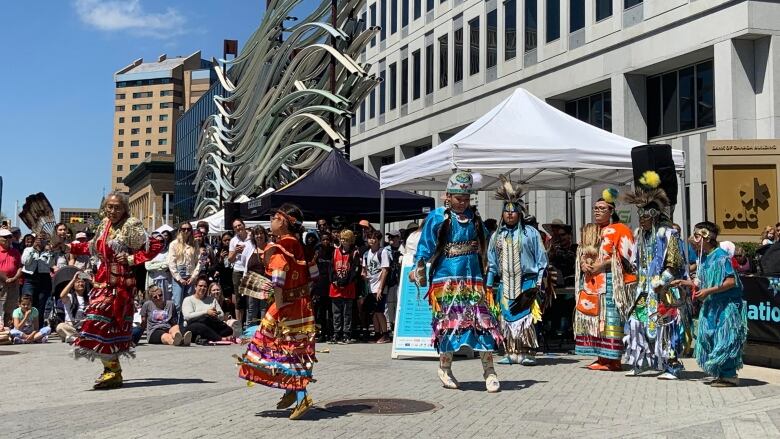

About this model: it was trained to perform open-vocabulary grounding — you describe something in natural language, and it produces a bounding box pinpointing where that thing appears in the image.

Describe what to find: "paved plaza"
[3,340,780,438]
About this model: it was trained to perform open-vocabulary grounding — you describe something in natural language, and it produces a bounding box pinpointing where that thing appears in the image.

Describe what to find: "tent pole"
[679,168,690,237]
[567,170,575,230]
[380,189,386,237]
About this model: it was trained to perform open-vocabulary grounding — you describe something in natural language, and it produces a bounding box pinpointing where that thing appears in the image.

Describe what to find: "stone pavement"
[2,340,780,438]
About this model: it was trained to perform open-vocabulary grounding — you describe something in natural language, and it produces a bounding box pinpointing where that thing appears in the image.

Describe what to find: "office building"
[112,52,212,192]
[351,0,780,233]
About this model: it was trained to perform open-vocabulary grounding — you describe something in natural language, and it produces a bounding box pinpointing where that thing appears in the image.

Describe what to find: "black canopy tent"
[238,149,434,223]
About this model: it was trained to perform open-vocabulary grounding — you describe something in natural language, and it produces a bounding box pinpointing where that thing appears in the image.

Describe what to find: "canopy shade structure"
[379,88,685,193]
[240,149,435,223]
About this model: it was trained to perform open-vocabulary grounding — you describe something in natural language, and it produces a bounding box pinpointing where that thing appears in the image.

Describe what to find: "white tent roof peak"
[379,87,685,192]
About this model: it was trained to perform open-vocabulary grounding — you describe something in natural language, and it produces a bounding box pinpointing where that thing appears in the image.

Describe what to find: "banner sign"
[391,265,438,359]
[742,275,780,344]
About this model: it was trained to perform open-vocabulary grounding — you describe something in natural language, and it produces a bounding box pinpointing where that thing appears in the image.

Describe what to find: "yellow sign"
[712,165,777,235]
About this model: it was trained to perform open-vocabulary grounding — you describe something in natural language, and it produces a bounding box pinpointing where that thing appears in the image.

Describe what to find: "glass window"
[160,90,173,97]
[625,0,642,8]
[130,165,137,171]
[414,0,421,19]
[131,128,140,135]
[118,141,124,147]
[145,139,152,146]
[505,0,516,60]
[380,69,387,114]
[427,0,433,12]
[117,153,124,159]
[439,34,448,88]
[525,0,537,52]
[146,127,152,134]
[389,62,397,109]
[115,106,125,112]
[646,60,714,138]
[413,49,421,100]
[487,9,497,69]
[391,0,398,33]
[130,140,139,147]
[426,43,434,95]
[118,117,125,123]
[159,139,168,146]
[159,114,169,121]
[546,0,559,42]
[381,0,387,40]
[159,126,168,133]
[697,60,714,127]
[570,0,584,32]
[661,71,678,135]
[116,94,125,100]
[469,18,479,76]
[131,116,140,123]
[360,100,366,122]
[401,57,409,105]
[160,102,172,109]
[454,27,464,82]
[118,129,124,135]
[402,0,409,27]
[678,66,695,131]
[596,0,612,21]
[564,91,612,131]
[145,152,151,158]
[370,3,377,47]
[370,89,376,118]
[116,177,122,183]
[133,92,153,98]
[146,115,152,122]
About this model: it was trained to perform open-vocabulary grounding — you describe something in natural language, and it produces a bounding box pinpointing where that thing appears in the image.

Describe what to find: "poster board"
[391,265,438,359]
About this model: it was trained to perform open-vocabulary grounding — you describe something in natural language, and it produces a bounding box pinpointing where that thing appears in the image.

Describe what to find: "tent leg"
[567,170,575,232]
[380,189,386,237]
[679,169,690,257]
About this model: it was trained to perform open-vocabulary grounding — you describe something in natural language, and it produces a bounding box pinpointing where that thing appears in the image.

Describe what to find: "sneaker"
[343,337,353,345]
[657,372,679,380]
[485,374,501,393]
[625,368,643,377]
[181,331,192,347]
[520,355,536,366]
[173,332,183,346]
[327,337,337,345]
[497,356,514,365]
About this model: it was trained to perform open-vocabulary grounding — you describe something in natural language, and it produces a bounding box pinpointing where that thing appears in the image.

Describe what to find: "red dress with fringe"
[238,236,318,391]
[70,218,161,360]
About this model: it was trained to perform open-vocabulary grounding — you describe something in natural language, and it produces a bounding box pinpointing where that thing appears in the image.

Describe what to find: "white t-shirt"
[363,247,391,295]
[229,234,255,272]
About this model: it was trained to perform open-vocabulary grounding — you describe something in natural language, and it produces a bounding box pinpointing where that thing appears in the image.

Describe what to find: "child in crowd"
[11,294,51,344]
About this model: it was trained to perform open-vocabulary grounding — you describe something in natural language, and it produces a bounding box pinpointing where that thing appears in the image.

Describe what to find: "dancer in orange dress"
[237,203,319,420]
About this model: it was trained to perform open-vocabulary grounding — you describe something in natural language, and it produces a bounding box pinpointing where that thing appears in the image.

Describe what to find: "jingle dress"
[71,217,161,360]
[414,207,502,353]
[574,223,635,360]
[238,236,319,391]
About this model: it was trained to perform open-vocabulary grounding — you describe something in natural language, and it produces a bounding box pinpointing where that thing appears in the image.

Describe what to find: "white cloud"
[74,0,186,38]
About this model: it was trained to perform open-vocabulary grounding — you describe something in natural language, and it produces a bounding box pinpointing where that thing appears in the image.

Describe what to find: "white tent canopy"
[379,88,685,194]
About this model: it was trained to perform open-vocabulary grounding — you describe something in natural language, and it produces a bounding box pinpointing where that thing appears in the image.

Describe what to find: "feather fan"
[20,193,56,236]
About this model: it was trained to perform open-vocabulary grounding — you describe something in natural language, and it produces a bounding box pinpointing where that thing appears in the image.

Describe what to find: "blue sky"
[0,1,315,224]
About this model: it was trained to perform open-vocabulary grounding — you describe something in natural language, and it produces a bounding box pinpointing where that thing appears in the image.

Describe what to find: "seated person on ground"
[140,285,192,346]
[11,294,51,344]
[55,271,90,344]
[182,276,234,344]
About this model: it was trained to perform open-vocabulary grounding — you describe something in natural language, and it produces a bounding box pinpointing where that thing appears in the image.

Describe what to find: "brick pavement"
[2,341,780,438]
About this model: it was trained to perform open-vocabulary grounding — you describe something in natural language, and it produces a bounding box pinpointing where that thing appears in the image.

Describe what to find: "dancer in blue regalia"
[411,170,503,392]
[486,176,548,366]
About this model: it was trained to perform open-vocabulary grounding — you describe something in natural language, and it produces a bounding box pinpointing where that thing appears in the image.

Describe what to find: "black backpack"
[385,247,402,288]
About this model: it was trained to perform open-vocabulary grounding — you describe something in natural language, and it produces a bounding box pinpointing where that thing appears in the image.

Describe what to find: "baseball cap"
[405,222,419,232]
[359,219,371,228]
[386,230,400,237]
[0,229,12,238]
[75,232,88,239]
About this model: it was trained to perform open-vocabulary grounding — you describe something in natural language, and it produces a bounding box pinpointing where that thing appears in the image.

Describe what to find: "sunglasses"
[637,207,660,219]
[180,227,192,232]
[152,294,162,299]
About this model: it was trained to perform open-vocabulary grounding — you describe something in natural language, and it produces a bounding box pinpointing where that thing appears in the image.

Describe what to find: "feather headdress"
[621,170,671,209]
[19,193,56,236]
[494,175,526,213]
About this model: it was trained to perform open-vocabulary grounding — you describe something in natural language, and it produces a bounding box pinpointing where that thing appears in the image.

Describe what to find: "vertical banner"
[391,265,438,358]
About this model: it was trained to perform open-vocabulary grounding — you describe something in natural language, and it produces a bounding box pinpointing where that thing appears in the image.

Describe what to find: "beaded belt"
[444,240,479,257]
[281,285,310,302]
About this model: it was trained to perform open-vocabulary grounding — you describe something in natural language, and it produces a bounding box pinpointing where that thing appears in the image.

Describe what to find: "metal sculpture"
[193,0,380,217]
